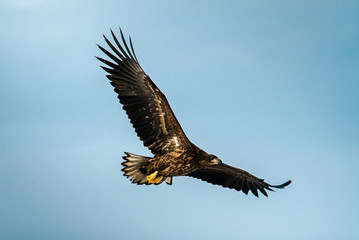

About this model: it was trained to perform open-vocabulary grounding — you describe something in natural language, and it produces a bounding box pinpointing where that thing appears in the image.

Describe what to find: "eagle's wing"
[97,29,191,155]
[187,163,291,197]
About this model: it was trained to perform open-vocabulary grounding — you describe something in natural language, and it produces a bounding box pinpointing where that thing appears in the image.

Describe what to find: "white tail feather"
[122,152,172,185]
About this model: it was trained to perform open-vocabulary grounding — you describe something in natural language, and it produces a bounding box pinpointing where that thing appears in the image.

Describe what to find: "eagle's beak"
[211,158,222,165]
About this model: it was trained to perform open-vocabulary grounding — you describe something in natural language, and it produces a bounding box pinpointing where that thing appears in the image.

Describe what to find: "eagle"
[97,28,291,197]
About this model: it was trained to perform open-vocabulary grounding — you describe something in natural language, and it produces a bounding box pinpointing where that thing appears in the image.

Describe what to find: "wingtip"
[102,33,107,41]
[271,180,292,189]
[284,180,292,186]
[119,27,125,41]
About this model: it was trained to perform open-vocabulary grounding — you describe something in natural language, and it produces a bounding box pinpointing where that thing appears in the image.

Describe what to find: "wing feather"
[97,29,191,155]
[187,163,291,197]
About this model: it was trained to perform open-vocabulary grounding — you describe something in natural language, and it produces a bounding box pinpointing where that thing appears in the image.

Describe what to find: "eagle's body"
[142,149,206,177]
[97,29,291,197]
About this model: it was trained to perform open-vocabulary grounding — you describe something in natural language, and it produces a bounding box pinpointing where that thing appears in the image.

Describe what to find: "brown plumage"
[97,28,291,197]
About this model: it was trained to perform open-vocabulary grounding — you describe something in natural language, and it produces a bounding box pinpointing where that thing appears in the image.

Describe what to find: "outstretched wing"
[187,163,291,197]
[97,29,191,155]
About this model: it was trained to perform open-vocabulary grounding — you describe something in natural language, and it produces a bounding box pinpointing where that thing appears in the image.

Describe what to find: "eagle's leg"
[147,171,163,184]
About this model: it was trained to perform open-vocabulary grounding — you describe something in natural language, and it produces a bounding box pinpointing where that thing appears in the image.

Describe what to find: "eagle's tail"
[122,152,172,185]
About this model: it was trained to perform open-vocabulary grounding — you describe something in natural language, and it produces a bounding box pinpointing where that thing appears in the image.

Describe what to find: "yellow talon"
[147,171,163,183]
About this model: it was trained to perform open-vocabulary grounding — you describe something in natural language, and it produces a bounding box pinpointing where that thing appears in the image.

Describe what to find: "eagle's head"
[208,154,222,165]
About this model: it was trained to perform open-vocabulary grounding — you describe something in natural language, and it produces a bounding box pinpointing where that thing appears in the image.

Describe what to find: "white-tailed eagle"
[97,29,291,197]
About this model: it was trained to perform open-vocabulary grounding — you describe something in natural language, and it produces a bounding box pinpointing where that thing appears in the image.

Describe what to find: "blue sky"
[0,0,358,239]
